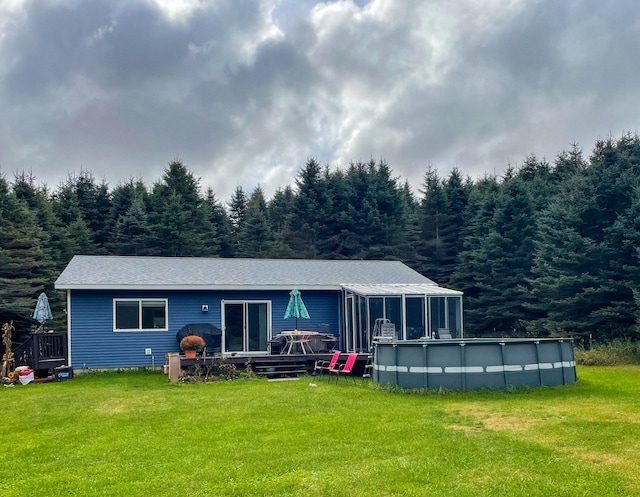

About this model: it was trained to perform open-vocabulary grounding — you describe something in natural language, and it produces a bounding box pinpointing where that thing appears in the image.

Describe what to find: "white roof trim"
[342,283,463,297]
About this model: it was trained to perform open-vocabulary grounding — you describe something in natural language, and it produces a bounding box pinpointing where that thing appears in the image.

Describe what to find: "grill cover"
[176,323,222,352]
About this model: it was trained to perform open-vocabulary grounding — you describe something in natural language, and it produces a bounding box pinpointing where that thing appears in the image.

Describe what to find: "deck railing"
[13,332,69,371]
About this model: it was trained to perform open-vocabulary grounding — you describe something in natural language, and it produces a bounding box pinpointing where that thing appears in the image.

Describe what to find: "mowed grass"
[2,367,639,497]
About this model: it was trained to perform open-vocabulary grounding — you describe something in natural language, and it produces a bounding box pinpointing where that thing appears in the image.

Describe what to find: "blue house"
[55,256,463,369]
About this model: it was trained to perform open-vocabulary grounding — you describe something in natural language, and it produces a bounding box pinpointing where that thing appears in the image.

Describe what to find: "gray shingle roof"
[55,255,438,290]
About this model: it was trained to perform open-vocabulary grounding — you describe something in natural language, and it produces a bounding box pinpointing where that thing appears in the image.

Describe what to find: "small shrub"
[178,357,255,383]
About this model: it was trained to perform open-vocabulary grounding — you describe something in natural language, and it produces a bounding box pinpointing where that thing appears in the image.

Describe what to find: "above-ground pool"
[373,338,576,390]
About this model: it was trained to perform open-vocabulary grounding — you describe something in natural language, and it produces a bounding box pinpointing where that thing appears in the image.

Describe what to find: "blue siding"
[70,289,341,369]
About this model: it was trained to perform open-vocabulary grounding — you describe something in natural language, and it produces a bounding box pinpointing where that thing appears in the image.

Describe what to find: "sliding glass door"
[222,301,270,353]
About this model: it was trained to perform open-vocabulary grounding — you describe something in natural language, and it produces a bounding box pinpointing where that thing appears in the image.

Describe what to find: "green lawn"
[2,366,639,497]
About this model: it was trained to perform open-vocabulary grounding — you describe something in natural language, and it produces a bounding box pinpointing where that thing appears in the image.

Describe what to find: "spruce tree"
[149,160,216,256]
[449,176,500,334]
[107,179,151,254]
[529,135,640,340]
[267,186,296,258]
[204,188,233,257]
[67,214,96,255]
[228,186,248,254]
[111,196,154,255]
[475,177,537,335]
[528,174,606,338]
[236,187,275,257]
[394,181,422,271]
[602,185,640,339]
[368,160,410,259]
[320,167,358,258]
[12,173,69,326]
[0,177,47,315]
[416,166,450,283]
[287,158,331,258]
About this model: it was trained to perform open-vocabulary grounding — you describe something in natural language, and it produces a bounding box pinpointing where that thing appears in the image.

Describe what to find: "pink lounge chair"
[329,352,358,384]
[314,351,341,377]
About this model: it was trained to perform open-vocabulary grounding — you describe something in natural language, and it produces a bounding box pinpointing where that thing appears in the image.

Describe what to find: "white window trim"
[113,298,169,332]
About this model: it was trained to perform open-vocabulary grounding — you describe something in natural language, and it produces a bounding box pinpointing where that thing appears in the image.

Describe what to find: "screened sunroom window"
[114,299,167,331]
[406,297,425,339]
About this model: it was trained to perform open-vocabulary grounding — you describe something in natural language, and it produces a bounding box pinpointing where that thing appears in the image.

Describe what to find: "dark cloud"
[1,0,639,200]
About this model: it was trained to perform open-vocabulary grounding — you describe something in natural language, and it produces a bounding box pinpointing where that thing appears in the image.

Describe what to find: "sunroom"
[342,284,464,352]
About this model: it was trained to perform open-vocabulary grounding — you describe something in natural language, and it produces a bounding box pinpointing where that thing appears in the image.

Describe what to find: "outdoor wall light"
[201,304,209,312]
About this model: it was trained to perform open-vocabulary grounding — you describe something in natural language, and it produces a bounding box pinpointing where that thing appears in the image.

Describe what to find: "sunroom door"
[223,301,270,353]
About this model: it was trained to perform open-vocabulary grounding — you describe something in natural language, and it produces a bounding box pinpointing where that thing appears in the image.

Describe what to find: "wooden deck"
[167,352,370,381]
[13,332,69,373]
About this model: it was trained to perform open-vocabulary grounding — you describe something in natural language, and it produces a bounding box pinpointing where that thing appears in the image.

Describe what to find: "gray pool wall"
[373,338,576,390]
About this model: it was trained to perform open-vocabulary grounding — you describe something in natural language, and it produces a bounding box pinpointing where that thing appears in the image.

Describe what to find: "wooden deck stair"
[246,357,310,379]
[13,332,69,372]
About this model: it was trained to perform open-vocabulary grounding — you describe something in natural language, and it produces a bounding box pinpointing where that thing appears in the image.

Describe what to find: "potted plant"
[180,335,205,359]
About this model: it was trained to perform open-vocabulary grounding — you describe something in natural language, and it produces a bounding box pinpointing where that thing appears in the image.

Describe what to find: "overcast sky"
[1,0,639,202]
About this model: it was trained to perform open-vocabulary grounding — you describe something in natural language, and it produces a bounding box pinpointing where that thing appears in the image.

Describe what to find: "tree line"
[2,133,640,343]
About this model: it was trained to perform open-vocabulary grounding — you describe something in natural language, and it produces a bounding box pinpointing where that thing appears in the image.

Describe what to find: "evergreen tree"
[52,171,107,254]
[367,160,410,259]
[320,167,359,258]
[321,160,410,260]
[528,174,606,338]
[287,158,332,258]
[529,135,640,340]
[105,179,156,255]
[13,172,74,266]
[12,172,70,326]
[394,181,422,270]
[153,192,190,256]
[474,177,537,335]
[268,186,295,234]
[149,160,216,256]
[67,214,95,255]
[602,185,640,339]
[516,155,553,212]
[0,176,47,315]
[236,187,275,257]
[53,170,110,252]
[440,167,469,280]
[111,196,154,255]
[450,176,500,334]
[204,188,233,257]
[552,143,587,183]
[227,186,248,254]
[587,135,640,337]
[52,176,80,226]
[92,180,112,248]
[416,166,450,283]
[266,186,296,258]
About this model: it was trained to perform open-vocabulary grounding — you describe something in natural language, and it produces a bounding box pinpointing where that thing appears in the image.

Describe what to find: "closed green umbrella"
[284,289,310,330]
[33,292,53,326]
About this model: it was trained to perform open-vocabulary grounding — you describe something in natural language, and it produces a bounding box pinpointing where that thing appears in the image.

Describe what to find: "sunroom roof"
[341,283,462,297]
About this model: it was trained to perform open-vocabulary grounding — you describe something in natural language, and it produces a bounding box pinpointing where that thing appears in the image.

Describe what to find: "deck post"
[167,353,181,382]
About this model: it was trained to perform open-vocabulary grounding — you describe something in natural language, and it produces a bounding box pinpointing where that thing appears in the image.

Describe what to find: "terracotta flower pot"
[184,349,197,359]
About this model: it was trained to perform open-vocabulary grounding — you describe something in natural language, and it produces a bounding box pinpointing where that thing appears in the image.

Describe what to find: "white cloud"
[146,0,204,24]
[1,0,639,200]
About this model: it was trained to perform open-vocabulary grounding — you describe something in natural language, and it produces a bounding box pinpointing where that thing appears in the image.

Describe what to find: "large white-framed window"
[113,299,168,331]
